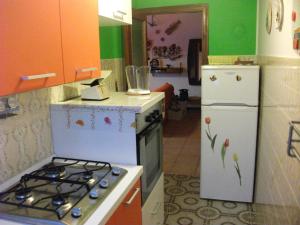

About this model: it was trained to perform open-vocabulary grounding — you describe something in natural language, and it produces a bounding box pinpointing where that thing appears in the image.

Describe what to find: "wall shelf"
[151,67,183,74]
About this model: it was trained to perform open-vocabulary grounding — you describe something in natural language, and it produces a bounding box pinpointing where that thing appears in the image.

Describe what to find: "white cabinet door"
[200,106,258,202]
[142,173,164,225]
[98,0,132,26]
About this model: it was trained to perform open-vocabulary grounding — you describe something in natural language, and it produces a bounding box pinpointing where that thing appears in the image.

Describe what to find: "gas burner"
[82,171,93,180]
[15,188,32,201]
[52,195,68,207]
[44,165,66,179]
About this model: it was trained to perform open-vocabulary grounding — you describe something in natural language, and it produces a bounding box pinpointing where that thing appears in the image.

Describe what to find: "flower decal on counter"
[104,117,112,125]
[204,117,217,151]
[75,120,84,127]
[221,138,229,168]
[233,153,242,186]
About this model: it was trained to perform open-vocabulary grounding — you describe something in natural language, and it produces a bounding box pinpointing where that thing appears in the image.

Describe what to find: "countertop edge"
[50,92,165,113]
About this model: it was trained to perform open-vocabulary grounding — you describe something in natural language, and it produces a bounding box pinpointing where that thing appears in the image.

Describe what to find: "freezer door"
[200,105,258,202]
[201,66,259,106]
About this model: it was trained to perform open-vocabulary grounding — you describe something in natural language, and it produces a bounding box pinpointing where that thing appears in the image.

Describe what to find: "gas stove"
[0,157,127,225]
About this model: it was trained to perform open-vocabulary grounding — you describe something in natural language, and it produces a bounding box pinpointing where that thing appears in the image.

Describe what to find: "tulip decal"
[221,138,229,168]
[204,117,217,151]
[233,153,242,186]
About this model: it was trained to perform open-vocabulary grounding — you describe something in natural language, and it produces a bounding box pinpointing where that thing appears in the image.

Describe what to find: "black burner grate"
[0,157,112,219]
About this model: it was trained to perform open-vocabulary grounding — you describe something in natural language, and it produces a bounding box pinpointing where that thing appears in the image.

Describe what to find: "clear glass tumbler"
[136,66,151,90]
[125,65,138,90]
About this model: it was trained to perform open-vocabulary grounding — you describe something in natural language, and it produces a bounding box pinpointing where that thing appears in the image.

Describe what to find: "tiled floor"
[163,109,201,177]
[164,174,257,225]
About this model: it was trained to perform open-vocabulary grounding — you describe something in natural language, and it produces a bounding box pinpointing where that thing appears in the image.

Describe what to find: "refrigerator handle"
[203,103,257,107]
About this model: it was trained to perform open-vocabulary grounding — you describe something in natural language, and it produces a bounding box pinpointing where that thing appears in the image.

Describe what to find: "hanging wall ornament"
[275,0,284,31]
[266,1,272,34]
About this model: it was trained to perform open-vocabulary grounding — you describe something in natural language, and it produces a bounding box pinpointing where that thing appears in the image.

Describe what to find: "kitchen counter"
[0,156,143,225]
[51,92,165,113]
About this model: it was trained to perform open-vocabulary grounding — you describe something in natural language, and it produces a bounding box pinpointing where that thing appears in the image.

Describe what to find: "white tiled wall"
[0,58,125,184]
[255,57,300,225]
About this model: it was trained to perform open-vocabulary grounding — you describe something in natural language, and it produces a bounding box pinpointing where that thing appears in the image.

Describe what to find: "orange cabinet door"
[60,0,101,83]
[106,180,142,225]
[0,0,64,96]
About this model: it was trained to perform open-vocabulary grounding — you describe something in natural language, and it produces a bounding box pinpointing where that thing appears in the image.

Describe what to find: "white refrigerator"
[200,65,259,202]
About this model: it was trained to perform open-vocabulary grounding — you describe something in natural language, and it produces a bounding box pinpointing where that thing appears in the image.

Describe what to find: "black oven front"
[137,111,163,205]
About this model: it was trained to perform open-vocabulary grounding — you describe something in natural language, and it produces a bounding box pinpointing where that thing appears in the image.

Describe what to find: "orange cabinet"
[60,0,101,83]
[106,180,142,225]
[0,0,64,96]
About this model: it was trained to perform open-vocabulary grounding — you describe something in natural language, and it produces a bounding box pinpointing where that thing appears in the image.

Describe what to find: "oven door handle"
[137,115,162,140]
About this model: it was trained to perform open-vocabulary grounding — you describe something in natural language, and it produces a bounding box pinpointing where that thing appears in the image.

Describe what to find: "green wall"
[100,0,257,58]
[132,0,257,55]
[100,26,124,59]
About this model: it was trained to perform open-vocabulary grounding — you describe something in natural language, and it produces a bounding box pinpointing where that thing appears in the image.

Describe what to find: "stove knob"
[99,179,109,188]
[89,189,100,199]
[145,115,153,122]
[154,110,160,116]
[71,207,82,218]
[151,112,156,118]
[112,167,121,176]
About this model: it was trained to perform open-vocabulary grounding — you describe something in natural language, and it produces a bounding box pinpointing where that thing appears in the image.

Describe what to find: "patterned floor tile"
[164,174,257,225]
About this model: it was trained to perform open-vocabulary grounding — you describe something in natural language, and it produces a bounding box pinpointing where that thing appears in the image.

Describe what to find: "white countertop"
[0,156,143,225]
[51,92,165,113]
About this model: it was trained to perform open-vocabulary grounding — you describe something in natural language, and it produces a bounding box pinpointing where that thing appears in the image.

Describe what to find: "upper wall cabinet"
[0,0,64,96]
[60,0,101,83]
[99,0,132,26]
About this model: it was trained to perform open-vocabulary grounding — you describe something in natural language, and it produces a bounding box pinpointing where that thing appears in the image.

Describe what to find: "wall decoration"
[152,44,182,60]
[274,0,284,31]
[146,40,153,51]
[266,2,272,34]
[292,0,300,53]
[147,15,157,27]
[165,20,181,35]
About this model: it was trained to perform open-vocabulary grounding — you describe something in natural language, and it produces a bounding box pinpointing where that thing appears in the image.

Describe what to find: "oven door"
[137,117,163,205]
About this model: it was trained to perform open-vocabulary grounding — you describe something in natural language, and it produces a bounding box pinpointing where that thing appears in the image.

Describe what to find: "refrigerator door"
[200,105,258,202]
[201,66,259,106]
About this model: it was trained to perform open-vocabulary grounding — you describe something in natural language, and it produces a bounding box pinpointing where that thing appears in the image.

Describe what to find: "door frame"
[123,4,209,66]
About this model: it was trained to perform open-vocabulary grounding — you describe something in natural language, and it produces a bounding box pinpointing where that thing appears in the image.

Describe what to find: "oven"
[136,103,163,204]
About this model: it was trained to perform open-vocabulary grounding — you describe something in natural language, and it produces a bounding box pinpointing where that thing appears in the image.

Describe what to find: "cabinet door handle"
[77,67,97,73]
[151,202,161,215]
[21,73,56,81]
[116,10,127,15]
[113,10,126,20]
[236,75,242,81]
[209,75,217,81]
[125,188,140,206]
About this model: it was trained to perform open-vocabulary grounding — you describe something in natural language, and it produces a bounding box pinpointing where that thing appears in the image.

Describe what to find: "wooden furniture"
[0,0,64,96]
[142,173,164,225]
[106,180,142,225]
[0,0,100,96]
[60,0,101,83]
[99,0,132,26]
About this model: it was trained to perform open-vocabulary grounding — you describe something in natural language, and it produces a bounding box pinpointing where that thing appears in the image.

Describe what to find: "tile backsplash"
[255,57,300,225]
[0,58,125,184]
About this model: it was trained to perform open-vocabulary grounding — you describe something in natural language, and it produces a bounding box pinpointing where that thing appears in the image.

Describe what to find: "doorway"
[123,5,208,177]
